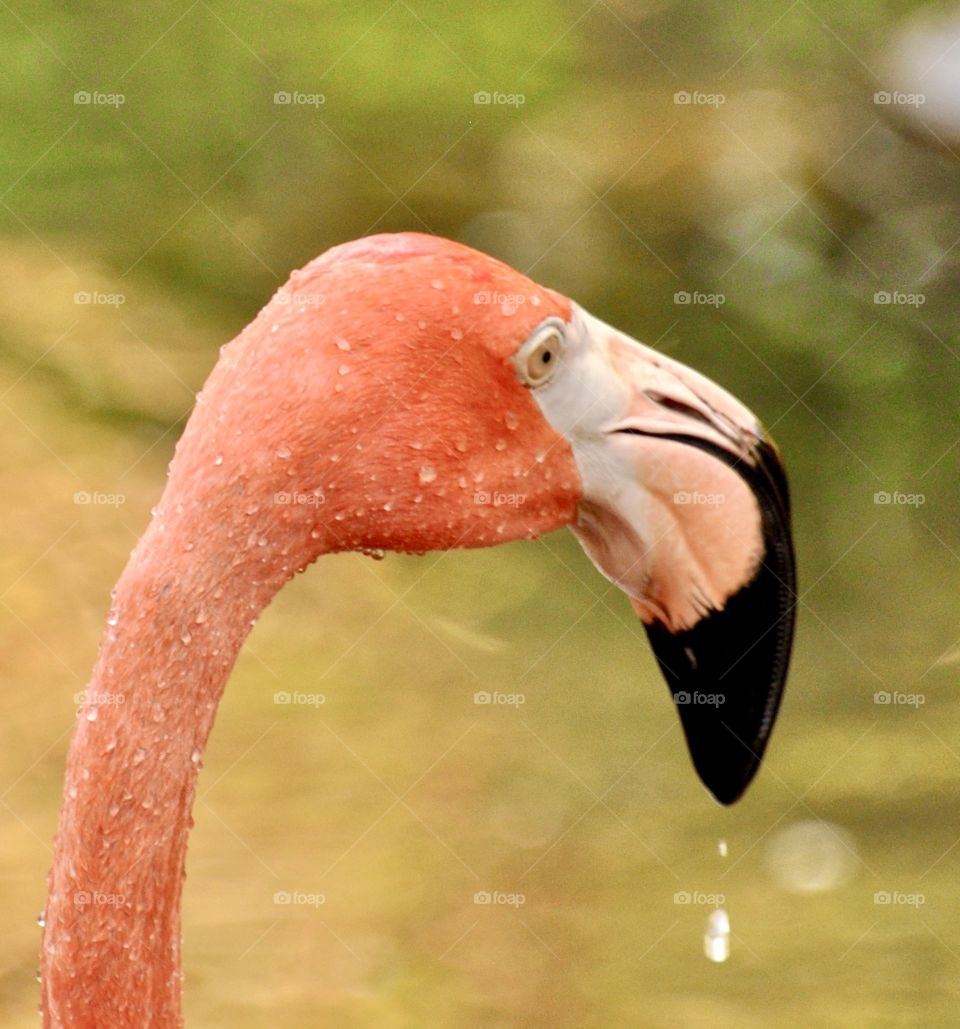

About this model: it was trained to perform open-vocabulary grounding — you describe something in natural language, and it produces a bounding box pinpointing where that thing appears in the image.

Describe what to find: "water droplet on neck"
[450,327,463,341]
[338,364,351,376]
[106,610,119,627]
[494,440,507,452]
[180,628,192,645]
[335,337,351,351]
[704,909,730,963]
[132,748,147,765]
[419,465,437,484]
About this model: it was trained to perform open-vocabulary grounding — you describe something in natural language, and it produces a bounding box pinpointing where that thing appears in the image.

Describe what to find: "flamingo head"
[184,232,795,804]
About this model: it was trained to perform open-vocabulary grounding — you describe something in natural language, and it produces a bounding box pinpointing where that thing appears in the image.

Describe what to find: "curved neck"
[41,511,322,1027]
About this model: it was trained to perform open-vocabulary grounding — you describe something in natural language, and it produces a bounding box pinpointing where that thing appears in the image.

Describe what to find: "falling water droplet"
[718,838,728,858]
[704,909,730,963]
[419,465,437,484]
[36,912,45,928]
[276,446,292,460]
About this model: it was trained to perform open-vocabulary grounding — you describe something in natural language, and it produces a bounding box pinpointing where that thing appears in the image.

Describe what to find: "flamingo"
[41,232,796,1027]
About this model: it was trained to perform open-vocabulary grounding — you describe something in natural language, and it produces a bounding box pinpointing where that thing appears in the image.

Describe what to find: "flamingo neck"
[41,507,325,1028]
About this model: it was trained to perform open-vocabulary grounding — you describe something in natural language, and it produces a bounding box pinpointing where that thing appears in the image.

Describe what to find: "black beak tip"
[645,486,796,805]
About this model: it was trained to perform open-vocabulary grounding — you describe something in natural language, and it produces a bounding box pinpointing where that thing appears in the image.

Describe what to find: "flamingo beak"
[519,306,797,804]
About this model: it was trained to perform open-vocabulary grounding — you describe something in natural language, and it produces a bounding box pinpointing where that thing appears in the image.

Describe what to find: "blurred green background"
[3,1,960,1025]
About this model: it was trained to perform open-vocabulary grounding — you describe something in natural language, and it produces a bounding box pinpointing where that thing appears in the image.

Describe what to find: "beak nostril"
[643,390,717,431]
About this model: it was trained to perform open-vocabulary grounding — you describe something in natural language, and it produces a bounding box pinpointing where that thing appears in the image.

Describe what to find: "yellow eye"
[517,324,564,387]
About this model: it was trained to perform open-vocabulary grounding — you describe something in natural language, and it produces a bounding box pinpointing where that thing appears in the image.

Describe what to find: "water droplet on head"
[276,446,291,460]
[494,440,507,452]
[132,748,146,766]
[505,412,519,430]
[214,455,224,466]
[419,465,437,484]
[335,337,351,352]
[106,610,119,627]
[338,364,351,376]
[450,328,463,341]
[85,707,98,723]
[245,503,260,516]
[431,279,445,290]
[180,628,192,645]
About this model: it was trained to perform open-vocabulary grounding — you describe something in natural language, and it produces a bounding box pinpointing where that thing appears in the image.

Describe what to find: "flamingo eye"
[516,322,564,387]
